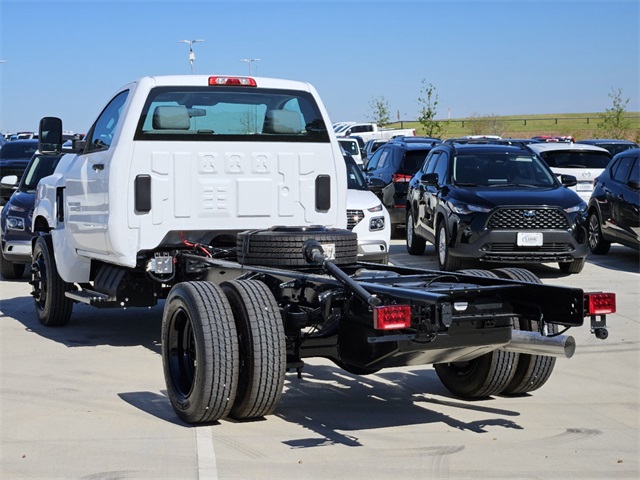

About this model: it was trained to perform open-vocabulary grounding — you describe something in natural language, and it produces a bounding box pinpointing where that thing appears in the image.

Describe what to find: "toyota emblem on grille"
[522,210,537,218]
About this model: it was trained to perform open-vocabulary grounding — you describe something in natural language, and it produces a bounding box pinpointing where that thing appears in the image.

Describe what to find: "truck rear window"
[134,86,330,143]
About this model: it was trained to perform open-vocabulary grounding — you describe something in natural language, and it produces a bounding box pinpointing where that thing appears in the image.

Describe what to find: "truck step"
[66,289,115,305]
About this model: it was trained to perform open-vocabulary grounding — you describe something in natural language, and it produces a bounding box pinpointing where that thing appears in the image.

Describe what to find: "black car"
[587,148,640,254]
[364,138,437,236]
[0,152,63,279]
[405,143,589,273]
[577,139,639,157]
[0,139,39,202]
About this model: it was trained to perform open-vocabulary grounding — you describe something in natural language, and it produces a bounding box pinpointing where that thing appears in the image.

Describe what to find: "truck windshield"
[134,86,329,143]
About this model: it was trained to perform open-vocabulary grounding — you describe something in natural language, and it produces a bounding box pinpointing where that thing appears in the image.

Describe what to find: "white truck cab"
[33,75,347,283]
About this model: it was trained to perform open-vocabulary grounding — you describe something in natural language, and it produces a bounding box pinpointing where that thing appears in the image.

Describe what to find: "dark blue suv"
[0,139,39,203]
[364,138,440,236]
[1,152,63,279]
[405,143,589,273]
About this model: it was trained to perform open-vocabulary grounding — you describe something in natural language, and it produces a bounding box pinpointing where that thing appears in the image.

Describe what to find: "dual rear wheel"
[434,268,556,399]
[162,279,286,424]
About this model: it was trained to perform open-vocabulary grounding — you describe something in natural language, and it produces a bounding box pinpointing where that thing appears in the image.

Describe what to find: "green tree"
[417,80,447,138]
[597,88,631,139]
[368,95,391,127]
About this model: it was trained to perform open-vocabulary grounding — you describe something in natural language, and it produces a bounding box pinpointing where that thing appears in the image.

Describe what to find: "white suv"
[528,142,612,201]
[344,154,390,263]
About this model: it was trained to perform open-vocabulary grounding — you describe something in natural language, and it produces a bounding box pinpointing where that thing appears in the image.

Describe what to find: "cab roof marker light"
[208,76,257,87]
[374,305,411,330]
[584,292,616,315]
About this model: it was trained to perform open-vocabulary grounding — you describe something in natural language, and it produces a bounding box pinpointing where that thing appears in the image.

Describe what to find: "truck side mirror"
[39,117,63,154]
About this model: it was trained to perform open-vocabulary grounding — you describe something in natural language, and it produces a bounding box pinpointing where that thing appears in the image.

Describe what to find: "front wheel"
[31,236,73,326]
[588,211,611,255]
[162,281,239,424]
[406,211,426,255]
[436,221,463,271]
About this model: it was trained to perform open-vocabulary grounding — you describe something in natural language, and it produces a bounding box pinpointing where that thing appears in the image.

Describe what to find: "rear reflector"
[208,76,257,87]
[374,305,411,330]
[584,292,616,315]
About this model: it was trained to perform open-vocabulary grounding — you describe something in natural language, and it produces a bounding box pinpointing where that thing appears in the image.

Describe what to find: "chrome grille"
[487,208,569,229]
[347,209,364,230]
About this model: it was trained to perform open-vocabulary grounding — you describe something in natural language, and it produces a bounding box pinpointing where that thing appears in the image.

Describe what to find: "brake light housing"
[392,173,413,183]
[584,292,616,315]
[374,305,411,330]
[208,76,257,87]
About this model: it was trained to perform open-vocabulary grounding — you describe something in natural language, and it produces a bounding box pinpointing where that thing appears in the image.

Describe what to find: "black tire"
[435,267,518,398]
[406,211,426,255]
[558,257,586,274]
[434,350,518,399]
[587,211,611,255]
[492,267,557,395]
[221,280,286,420]
[162,281,239,424]
[236,227,357,267]
[436,220,464,271]
[31,236,73,327]
[0,253,25,280]
[456,269,498,279]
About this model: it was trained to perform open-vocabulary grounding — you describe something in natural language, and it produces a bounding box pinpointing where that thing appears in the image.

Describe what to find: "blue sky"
[0,0,638,134]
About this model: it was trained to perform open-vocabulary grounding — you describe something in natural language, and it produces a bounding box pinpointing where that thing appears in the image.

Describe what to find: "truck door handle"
[93,163,105,172]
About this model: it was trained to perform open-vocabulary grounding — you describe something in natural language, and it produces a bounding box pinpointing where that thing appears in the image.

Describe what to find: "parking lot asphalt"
[1,240,638,479]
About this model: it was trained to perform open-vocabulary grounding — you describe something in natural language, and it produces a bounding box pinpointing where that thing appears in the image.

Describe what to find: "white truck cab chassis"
[29,75,614,425]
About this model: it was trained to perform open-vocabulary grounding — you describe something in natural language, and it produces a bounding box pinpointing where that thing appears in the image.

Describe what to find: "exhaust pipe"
[501,330,576,359]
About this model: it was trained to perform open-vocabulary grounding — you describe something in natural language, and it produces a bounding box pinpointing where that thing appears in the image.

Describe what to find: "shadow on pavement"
[1,294,163,354]
[275,363,522,448]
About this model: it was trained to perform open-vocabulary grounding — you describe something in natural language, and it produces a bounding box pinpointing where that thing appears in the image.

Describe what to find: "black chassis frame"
[178,254,586,374]
[66,250,590,374]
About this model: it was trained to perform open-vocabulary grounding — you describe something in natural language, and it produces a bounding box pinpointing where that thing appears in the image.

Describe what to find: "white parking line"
[196,427,218,480]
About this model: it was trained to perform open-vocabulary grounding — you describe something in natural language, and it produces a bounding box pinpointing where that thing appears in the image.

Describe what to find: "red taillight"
[584,292,616,315]
[208,76,257,87]
[374,305,411,330]
[392,173,412,183]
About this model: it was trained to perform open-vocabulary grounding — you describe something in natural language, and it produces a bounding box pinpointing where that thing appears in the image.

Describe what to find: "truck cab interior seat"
[263,109,303,134]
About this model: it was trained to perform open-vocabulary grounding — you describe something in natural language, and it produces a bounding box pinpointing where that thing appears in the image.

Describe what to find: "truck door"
[65,90,129,255]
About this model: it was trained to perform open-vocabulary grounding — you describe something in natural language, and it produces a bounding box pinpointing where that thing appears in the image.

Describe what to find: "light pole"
[240,58,260,76]
[178,39,204,74]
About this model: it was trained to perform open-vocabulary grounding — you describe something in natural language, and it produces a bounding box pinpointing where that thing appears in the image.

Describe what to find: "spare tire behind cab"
[236,227,358,267]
